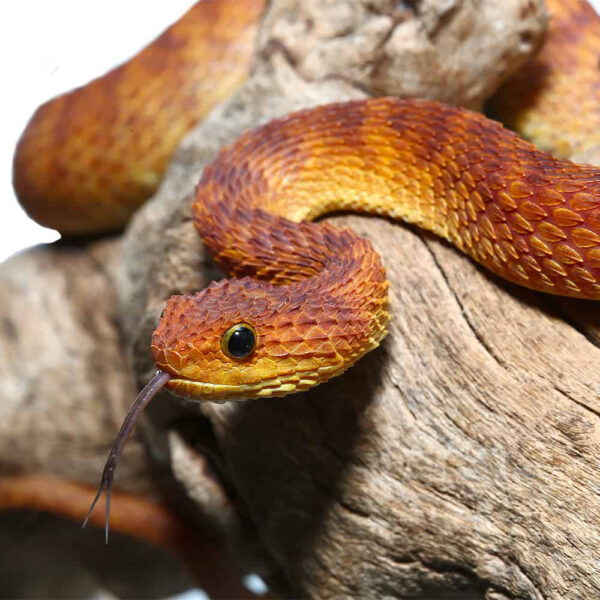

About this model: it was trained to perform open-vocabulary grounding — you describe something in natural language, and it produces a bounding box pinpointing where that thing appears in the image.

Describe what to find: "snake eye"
[221,323,257,359]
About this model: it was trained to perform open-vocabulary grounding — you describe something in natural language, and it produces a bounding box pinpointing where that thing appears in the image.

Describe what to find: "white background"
[2,1,600,262]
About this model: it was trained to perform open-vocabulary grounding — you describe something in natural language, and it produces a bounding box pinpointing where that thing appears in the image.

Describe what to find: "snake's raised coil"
[152,97,600,404]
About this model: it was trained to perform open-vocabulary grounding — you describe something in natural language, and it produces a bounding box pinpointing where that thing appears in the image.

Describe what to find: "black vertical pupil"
[228,326,255,358]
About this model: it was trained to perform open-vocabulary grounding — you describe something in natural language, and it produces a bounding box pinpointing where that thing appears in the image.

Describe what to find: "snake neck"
[156,96,600,400]
[191,195,391,373]
[194,97,600,300]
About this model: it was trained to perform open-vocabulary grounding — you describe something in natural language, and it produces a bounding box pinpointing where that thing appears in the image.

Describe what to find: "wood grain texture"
[199,214,600,598]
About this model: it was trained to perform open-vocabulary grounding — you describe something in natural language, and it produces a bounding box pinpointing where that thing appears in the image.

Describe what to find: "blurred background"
[1,4,270,598]
[1,0,197,262]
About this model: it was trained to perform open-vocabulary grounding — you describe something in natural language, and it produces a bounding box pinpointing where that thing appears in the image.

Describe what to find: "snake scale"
[11,0,600,536]
[13,0,265,234]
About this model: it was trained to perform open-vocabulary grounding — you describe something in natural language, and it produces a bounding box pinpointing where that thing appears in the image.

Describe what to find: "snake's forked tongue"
[82,370,172,543]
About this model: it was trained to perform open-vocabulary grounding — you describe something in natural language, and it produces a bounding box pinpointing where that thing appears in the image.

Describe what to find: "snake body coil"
[13,0,264,234]
[491,0,600,161]
[150,97,600,401]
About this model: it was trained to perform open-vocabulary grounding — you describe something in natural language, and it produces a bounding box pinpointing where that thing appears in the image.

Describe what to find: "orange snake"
[13,0,265,234]
[10,0,600,538]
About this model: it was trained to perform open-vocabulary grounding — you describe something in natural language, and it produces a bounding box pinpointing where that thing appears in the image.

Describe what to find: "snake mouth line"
[166,375,318,401]
[167,378,244,398]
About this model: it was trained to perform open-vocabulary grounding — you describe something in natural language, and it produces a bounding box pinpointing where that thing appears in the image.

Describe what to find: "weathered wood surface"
[0,239,151,491]
[6,1,599,598]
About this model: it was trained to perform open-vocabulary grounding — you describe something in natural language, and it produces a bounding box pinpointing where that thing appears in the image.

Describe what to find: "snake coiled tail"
[12,0,264,235]
[149,97,600,403]
[490,0,600,161]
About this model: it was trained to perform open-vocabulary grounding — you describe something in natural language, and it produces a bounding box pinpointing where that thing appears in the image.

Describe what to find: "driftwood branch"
[0,239,150,491]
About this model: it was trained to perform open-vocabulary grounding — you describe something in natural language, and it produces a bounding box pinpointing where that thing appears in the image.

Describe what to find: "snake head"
[151,276,385,401]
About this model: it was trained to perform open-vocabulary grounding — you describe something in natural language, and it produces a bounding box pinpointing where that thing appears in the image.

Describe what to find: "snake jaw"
[164,374,321,401]
[155,322,389,402]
